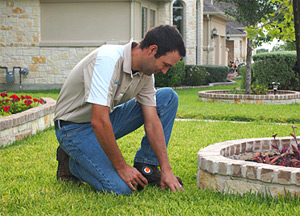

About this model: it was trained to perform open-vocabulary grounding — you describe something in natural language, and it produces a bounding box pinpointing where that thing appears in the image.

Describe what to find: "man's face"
[141,48,181,76]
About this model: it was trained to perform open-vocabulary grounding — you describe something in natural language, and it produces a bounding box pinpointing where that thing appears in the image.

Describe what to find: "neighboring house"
[203,0,247,66]
[226,22,247,65]
[0,0,244,90]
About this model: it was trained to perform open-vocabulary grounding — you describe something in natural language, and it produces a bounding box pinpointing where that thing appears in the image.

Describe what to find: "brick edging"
[0,98,56,147]
[197,137,300,196]
[0,97,56,131]
[198,90,300,104]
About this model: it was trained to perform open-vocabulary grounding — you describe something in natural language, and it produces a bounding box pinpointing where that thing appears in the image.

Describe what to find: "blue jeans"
[55,88,178,195]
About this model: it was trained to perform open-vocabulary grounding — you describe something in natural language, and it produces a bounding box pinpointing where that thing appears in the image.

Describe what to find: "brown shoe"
[56,146,82,184]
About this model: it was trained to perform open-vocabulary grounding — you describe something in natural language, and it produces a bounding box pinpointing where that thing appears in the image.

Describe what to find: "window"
[142,7,148,38]
[173,0,184,36]
[150,9,156,28]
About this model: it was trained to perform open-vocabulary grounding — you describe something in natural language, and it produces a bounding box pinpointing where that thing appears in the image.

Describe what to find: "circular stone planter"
[197,137,300,197]
[198,90,300,104]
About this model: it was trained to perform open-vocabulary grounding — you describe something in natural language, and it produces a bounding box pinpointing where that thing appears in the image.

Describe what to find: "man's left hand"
[160,170,184,192]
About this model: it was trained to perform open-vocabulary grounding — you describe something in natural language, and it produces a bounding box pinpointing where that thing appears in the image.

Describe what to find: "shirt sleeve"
[86,56,117,106]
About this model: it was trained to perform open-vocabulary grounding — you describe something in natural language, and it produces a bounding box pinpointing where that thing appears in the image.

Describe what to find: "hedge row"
[241,51,299,91]
[154,60,229,87]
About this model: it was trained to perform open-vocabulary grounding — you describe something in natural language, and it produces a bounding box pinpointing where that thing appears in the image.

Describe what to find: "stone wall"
[0,97,56,147]
[198,137,300,197]
[198,90,300,104]
[0,0,202,90]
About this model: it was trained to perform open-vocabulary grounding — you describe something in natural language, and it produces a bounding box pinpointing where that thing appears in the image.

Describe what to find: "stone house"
[0,0,244,90]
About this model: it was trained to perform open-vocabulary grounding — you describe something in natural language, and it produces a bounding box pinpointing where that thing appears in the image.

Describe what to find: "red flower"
[24,100,33,106]
[33,98,43,104]
[21,95,25,100]
[1,105,11,112]
[25,95,32,99]
[5,99,10,103]
[9,95,20,103]
[0,92,8,98]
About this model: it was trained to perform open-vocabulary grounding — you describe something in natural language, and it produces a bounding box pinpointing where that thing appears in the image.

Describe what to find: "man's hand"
[160,170,184,192]
[117,164,148,191]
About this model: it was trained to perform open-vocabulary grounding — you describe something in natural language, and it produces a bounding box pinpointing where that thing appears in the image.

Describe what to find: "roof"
[204,0,246,36]
[203,0,233,21]
[203,0,224,13]
[226,22,246,35]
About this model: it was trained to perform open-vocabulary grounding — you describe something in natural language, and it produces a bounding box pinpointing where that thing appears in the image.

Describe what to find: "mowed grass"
[6,80,300,124]
[1,121,300,215]
[2,82,300,215]
[175,80,300,123]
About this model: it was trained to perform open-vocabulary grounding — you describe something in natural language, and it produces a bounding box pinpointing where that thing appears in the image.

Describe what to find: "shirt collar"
[123,40,135,75]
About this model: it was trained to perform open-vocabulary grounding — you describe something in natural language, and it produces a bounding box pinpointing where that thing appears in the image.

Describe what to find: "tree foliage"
[215,0,276,94]
[246,0,294,42]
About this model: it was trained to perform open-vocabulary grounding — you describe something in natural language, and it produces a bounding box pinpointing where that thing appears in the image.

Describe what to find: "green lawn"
[1,121,299,215]
[2,83,300,215]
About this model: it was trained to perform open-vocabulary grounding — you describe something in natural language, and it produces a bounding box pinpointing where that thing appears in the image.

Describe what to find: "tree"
[215,0,276,94]
[250,0,300,85]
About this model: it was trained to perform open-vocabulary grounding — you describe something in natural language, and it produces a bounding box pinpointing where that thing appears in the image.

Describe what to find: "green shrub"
[252,51,298,90]
[154,60,185,87]
[184,65,208,86]
[184,65,228,86]
[204,65,229,83]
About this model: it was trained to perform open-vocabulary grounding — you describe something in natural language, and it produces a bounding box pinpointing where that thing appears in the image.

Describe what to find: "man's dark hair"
[140,25,186,58]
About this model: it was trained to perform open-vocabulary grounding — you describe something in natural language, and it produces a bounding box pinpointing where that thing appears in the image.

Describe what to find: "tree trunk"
[245,37,253,94]
[293,0,300,84]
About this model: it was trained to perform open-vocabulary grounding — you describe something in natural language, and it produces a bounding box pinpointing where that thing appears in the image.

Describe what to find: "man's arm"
[141,105,183,192]
[91,104,147,191]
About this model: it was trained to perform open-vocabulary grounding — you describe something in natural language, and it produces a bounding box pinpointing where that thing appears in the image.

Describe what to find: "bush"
[204,65,229,83]
[184,65,228,86]
[154,60,185,87]
[252,51,298,90]
[184,65,208,86]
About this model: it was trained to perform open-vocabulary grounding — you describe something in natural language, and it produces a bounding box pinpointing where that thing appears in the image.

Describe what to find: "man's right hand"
[117,164,148,191]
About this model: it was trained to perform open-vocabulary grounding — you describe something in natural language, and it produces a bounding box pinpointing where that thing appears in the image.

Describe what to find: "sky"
[258,39,284,51]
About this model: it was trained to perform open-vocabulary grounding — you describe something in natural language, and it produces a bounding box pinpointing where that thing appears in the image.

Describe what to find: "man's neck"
[131,43,143,72]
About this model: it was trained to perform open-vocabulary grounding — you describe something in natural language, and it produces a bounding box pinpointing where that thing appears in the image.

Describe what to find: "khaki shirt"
[54,41,156,123]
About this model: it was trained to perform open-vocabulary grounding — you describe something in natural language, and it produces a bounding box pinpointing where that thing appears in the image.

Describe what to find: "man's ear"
[148,45,158,56]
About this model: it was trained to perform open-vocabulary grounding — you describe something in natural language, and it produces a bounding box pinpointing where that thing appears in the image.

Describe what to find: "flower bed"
[197,136,300,197]
[198,90,300,104]
[0,97,56,147]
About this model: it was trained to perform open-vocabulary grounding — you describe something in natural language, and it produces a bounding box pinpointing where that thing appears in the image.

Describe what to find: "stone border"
[198,90,300,104]
[197,137,300,197]
[0,97,56,147]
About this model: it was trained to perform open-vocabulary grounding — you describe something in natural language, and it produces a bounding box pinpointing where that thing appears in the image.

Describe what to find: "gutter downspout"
[130,0,134,39]
[207,14,210,64]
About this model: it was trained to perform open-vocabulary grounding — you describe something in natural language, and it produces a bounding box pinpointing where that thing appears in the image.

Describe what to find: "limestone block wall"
[0,0,202,90]
[0,0,97,90]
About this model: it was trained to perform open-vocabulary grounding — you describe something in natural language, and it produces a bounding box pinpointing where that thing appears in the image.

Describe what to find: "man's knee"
[157,88,179,105]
